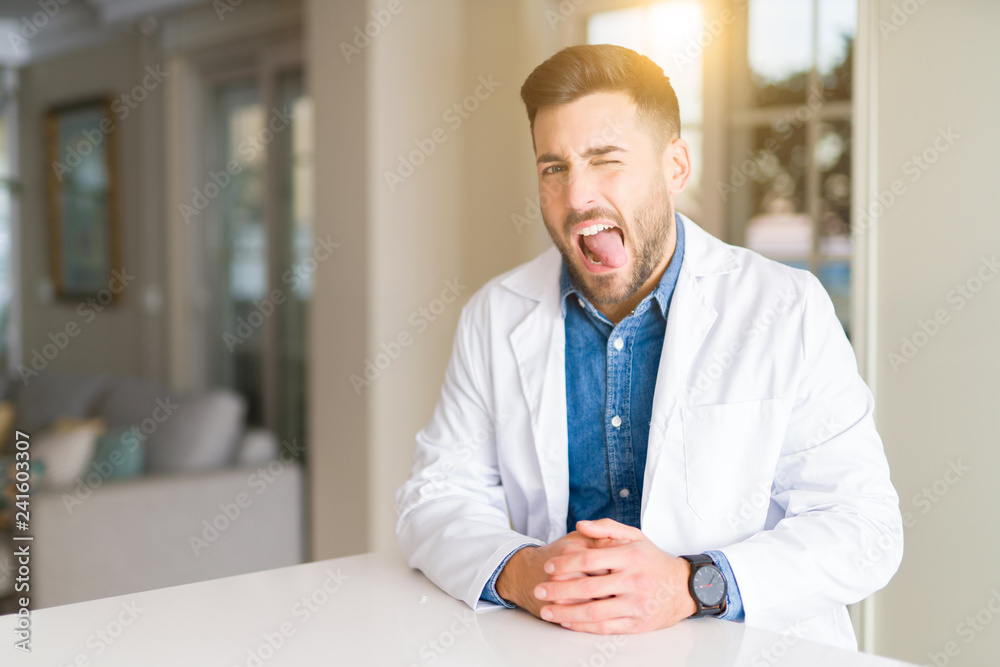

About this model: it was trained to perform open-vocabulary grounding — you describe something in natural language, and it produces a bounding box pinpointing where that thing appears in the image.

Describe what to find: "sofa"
[0,371,303,609]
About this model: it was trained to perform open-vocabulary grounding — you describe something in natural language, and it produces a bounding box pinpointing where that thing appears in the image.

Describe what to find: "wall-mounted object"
[44,96,123,302]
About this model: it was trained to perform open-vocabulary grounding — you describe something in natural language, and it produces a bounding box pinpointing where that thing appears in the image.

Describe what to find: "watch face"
[692,565,726,606]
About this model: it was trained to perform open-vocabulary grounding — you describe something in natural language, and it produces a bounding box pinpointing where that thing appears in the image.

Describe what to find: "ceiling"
[0,0,206,22]
[0,0,209,65]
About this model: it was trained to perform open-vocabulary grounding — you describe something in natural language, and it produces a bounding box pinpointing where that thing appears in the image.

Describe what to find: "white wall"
[307,0,554,557]
[871,1,1000,663]
[366,0,468,553]
[17,31,168,384]
[461,0,557,292]
[306,0,372,559]
[368,0,566,553]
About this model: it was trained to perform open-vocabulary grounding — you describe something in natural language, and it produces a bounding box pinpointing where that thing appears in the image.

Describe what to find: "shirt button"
[619,488,630,498]
[614,338,624,350]
[611,415,622,428]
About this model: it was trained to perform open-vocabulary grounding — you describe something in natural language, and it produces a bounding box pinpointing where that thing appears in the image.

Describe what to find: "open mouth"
[575,223,626,268]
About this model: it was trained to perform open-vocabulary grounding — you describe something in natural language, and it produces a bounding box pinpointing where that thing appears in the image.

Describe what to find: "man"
[396,44,901,649]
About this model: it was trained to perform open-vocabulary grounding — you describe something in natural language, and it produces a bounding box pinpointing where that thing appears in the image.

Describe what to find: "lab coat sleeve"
[395,296,544,610]
[719,273,903,628]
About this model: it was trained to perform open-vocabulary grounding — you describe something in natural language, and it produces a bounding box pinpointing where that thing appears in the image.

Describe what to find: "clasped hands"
[495,518,697,634]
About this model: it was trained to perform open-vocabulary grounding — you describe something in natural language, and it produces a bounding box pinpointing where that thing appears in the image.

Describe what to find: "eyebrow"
[536,145,628,165]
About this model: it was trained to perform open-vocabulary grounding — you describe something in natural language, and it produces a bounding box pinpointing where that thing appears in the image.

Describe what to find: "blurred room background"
[0,1,995,665]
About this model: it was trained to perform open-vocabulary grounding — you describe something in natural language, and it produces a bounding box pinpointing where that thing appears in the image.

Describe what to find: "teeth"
[578,223,614,236]
[582,243,603,264]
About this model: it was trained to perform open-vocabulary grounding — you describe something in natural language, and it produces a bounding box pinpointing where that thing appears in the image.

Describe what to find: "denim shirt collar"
[559,212,686,322]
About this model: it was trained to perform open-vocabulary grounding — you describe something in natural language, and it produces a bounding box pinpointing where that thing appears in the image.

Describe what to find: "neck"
[596,229,677,325]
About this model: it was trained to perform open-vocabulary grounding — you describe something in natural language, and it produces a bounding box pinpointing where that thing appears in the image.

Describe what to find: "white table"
[1,551,913,666]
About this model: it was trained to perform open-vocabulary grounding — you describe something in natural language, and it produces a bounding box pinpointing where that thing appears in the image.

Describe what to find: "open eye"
[541,164,565,175]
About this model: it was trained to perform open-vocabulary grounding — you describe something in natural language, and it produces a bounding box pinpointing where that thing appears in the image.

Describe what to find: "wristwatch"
[680,554,727,617]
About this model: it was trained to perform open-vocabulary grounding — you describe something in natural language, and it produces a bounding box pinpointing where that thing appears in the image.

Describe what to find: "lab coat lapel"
[651,216,738,420]
[644,217,737,510]
[651,262,717,421]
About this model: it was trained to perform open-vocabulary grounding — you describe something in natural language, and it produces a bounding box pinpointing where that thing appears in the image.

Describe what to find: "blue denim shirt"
[481,215,743,621]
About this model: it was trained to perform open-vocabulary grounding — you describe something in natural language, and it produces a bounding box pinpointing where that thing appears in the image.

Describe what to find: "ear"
[661,137,692,195]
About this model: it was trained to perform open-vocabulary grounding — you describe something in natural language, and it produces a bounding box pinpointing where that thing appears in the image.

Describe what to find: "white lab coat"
[396,215,902,649]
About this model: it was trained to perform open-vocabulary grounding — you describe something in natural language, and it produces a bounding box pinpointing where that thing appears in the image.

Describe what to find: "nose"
[563,167,597,212]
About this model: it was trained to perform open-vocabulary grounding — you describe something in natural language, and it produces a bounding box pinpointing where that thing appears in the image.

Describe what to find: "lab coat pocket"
[681,398,791,527]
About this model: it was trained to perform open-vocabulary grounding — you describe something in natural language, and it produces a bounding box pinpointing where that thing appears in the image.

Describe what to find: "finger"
[535,571,626,603]
[545,544,633,577]
[546,572,591,604]
[567,530,631,548]
[551,570,612,581]
[575,519,644,542]
[539,596,639,625]
[551,597,592,605]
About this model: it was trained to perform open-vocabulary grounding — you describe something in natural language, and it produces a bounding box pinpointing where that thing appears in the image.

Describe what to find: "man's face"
[533,91,688,307]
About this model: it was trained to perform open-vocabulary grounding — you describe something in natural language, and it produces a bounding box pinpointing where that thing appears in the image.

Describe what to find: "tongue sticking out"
[582,229,627,268]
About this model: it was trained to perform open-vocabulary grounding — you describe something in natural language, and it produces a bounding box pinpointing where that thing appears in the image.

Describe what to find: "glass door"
[204,61,312,459]
[273,70,312,459]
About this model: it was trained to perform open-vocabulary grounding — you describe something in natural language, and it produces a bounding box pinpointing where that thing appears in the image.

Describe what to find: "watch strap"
[680,553,714,567]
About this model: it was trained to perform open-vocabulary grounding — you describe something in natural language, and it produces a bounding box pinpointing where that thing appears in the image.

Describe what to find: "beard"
[546,179,675,307]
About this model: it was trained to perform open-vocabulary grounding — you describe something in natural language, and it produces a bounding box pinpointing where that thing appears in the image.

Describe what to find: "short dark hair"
[520,44,681,153]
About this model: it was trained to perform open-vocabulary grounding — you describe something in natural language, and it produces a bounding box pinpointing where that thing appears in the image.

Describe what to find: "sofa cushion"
[91,427,145,479]
[11,372,112,437]
[32,418,105,490]
[144,390,246,475]
[234,428,280,466]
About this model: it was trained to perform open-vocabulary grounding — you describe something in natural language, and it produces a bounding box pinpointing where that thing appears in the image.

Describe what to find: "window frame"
[166,33,304,433]
[725,1,854,274]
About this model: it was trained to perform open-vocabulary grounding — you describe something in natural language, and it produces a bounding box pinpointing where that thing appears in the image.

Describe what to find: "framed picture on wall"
[44,96,123,302]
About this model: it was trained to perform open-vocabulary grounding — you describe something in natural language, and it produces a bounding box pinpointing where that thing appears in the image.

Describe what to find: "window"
[201,53,312,457]
[729,0,855,335]
[585,0,856,335]
[587,1,706,222]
